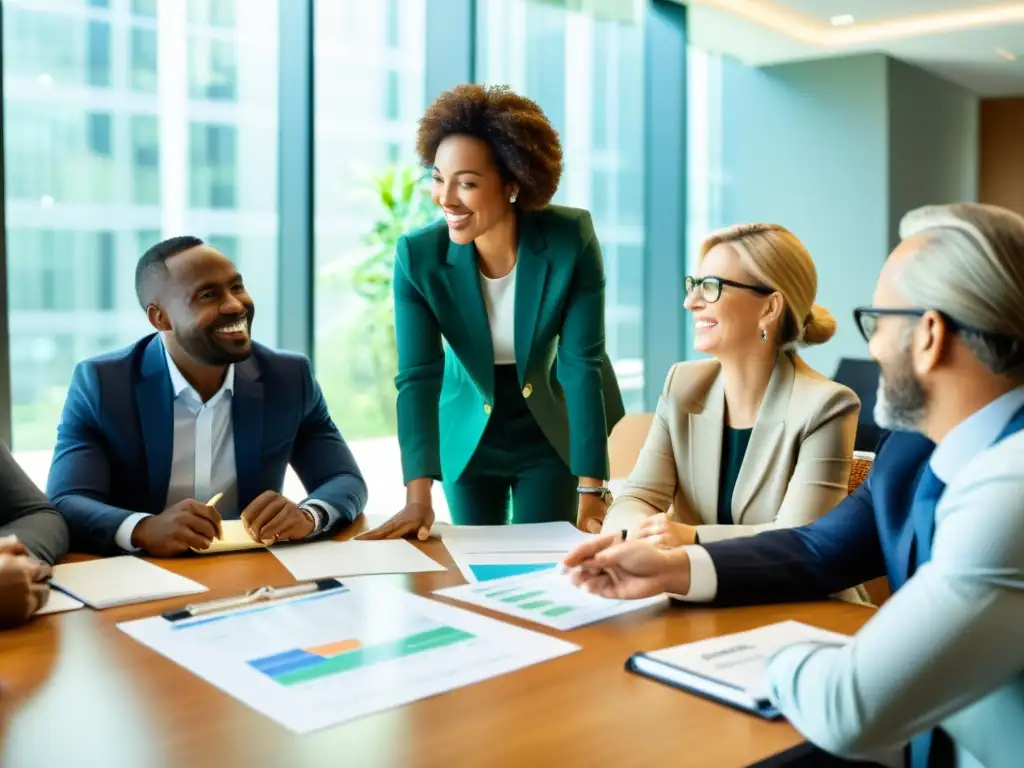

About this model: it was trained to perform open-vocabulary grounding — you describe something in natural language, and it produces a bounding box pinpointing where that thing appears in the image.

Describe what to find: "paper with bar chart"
[117,582,578,733]
[451,551,561,584]
[434,569,668,631]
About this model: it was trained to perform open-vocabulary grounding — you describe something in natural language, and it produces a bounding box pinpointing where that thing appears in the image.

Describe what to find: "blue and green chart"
[117,583,579,734]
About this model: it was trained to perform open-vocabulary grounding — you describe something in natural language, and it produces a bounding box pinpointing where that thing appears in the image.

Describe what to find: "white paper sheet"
[271,539,446,581]
[435,568,667,631]
[35,588,85,616]
[450,551,562,584]
[51,556,207,609]
[118,582,579,733]
[440,522,594,555]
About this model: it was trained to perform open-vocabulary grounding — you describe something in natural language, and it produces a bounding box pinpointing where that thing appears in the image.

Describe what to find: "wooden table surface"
[0,522,874,768]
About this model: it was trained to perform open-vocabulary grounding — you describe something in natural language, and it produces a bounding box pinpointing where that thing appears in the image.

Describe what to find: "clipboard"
[625,652,782,720]
[162,578,344,622]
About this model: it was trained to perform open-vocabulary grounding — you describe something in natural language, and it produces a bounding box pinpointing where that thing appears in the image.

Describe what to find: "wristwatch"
[299,504,324,534]
[577,485,613,504]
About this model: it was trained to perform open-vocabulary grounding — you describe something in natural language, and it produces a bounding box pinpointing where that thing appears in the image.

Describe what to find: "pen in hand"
[206,493,224,539]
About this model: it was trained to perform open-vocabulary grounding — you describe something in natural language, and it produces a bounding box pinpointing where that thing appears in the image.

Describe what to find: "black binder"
[625,651,782,720]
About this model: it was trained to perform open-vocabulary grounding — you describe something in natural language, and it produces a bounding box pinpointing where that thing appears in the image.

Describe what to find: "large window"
[2,0,279,473]
[476,0,647,412]
[312,0,427,513]
[312,0,427,437]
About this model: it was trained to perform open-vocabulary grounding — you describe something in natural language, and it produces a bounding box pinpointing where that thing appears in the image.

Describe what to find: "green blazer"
[393,205,625,485]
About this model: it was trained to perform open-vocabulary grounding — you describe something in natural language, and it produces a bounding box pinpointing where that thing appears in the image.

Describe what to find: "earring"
[510,193,517,204]
[760,328,767,344]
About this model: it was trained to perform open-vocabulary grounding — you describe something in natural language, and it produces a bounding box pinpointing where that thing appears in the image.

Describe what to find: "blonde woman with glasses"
[603,223,861,551]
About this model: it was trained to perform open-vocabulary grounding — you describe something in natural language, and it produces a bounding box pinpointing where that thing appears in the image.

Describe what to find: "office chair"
[833,358,888,452]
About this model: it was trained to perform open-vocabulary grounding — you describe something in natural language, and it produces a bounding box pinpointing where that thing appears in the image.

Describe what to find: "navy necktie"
[906,465,955,768]
[909,465,945,571]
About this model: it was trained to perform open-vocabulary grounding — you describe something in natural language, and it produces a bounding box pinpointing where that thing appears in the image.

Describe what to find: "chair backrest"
[846,451,892,606]
[608,412,654,479]
[833,358,886,452]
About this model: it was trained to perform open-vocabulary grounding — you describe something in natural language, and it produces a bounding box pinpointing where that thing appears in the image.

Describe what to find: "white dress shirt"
[479,263,517,365]
[764,386,1024,766]
[115,341,335,551]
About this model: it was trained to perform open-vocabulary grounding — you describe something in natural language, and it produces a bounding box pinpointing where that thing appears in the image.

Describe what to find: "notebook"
[191,519,268,555]
[51,556,208,609]
[626,620,851,719]
[35,588,85,616]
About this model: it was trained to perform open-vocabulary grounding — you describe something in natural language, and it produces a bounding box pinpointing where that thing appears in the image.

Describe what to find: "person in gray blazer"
[565,202,1024,768]
[0,439,68,626]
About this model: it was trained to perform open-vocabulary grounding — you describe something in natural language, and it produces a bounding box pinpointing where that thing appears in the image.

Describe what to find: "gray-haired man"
[564,202,1024,768]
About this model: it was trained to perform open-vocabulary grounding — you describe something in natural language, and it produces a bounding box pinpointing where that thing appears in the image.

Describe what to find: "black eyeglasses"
[852,306,989,343]
[684,275,774,304]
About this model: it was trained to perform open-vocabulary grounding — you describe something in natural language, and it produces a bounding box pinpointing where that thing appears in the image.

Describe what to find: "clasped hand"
[0,536,50,626]
[133,491,314,556]
[631,513,697,548]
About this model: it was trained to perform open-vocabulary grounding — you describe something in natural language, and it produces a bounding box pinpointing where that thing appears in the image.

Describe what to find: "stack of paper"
[270,539,446,581]
[440,521,595,583]
[51,556,208,609]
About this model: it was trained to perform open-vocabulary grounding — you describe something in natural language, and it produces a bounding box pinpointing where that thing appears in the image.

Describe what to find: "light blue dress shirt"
[114,341,337,551]
[766,386,1024,768]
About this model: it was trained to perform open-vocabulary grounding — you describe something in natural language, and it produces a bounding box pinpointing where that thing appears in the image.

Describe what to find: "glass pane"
[476,0,646,410]
[313,0,428,512]
[2,0,280,464]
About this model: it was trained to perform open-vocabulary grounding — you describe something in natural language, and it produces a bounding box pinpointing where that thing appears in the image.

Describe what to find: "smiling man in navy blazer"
[46,236,367,556]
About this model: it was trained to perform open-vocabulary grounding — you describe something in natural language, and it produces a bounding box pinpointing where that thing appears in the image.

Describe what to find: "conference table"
[0,520,874,768]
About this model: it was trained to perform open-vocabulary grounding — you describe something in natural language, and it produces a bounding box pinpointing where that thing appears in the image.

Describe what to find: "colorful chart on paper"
[248,626,475,686]
[436,569,667,631]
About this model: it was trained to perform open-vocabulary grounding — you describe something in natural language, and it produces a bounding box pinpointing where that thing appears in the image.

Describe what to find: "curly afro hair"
[416,83,563,211]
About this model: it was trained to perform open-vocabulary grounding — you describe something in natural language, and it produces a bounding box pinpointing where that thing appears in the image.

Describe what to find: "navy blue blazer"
[46,334,368,555]
[702,430,936,605]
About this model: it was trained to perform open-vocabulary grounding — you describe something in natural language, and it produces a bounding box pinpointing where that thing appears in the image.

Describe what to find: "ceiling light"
[996,47,1018,61]
[829,14,855,26]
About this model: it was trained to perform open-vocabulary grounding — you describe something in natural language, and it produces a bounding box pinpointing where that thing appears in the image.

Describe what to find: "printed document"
[435,568,667,631]
[118,582,578,733]
[641,621,851,703]
[450,551,561,584]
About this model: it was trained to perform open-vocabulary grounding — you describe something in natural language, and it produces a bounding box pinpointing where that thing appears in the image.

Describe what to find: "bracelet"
[577,485,612,504]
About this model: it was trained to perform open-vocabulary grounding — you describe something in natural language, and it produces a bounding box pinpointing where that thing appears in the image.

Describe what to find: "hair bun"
[801,304,837,346]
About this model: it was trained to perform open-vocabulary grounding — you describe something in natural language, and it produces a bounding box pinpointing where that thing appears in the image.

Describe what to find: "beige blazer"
[604,353,860,544]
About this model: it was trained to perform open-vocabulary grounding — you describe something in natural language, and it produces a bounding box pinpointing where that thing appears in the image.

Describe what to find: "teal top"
[717,426,753,526]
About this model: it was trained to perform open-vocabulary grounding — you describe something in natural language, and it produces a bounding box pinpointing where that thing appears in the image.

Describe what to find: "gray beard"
[873,376,925,432]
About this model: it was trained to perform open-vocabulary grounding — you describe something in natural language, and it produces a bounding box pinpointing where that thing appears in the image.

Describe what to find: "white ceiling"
[782,0,1006,25]
[683,0,1024,96]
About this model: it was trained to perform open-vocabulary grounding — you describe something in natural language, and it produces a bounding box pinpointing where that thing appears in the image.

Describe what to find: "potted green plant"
[349,165,438,428]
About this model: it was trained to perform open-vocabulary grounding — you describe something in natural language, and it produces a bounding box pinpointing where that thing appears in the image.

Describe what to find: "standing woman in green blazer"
[360,84,625,540]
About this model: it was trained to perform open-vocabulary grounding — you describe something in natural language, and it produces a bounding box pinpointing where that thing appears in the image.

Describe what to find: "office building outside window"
[2,0,280,479]
[476,0,646,412]
[312,0,428,443]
